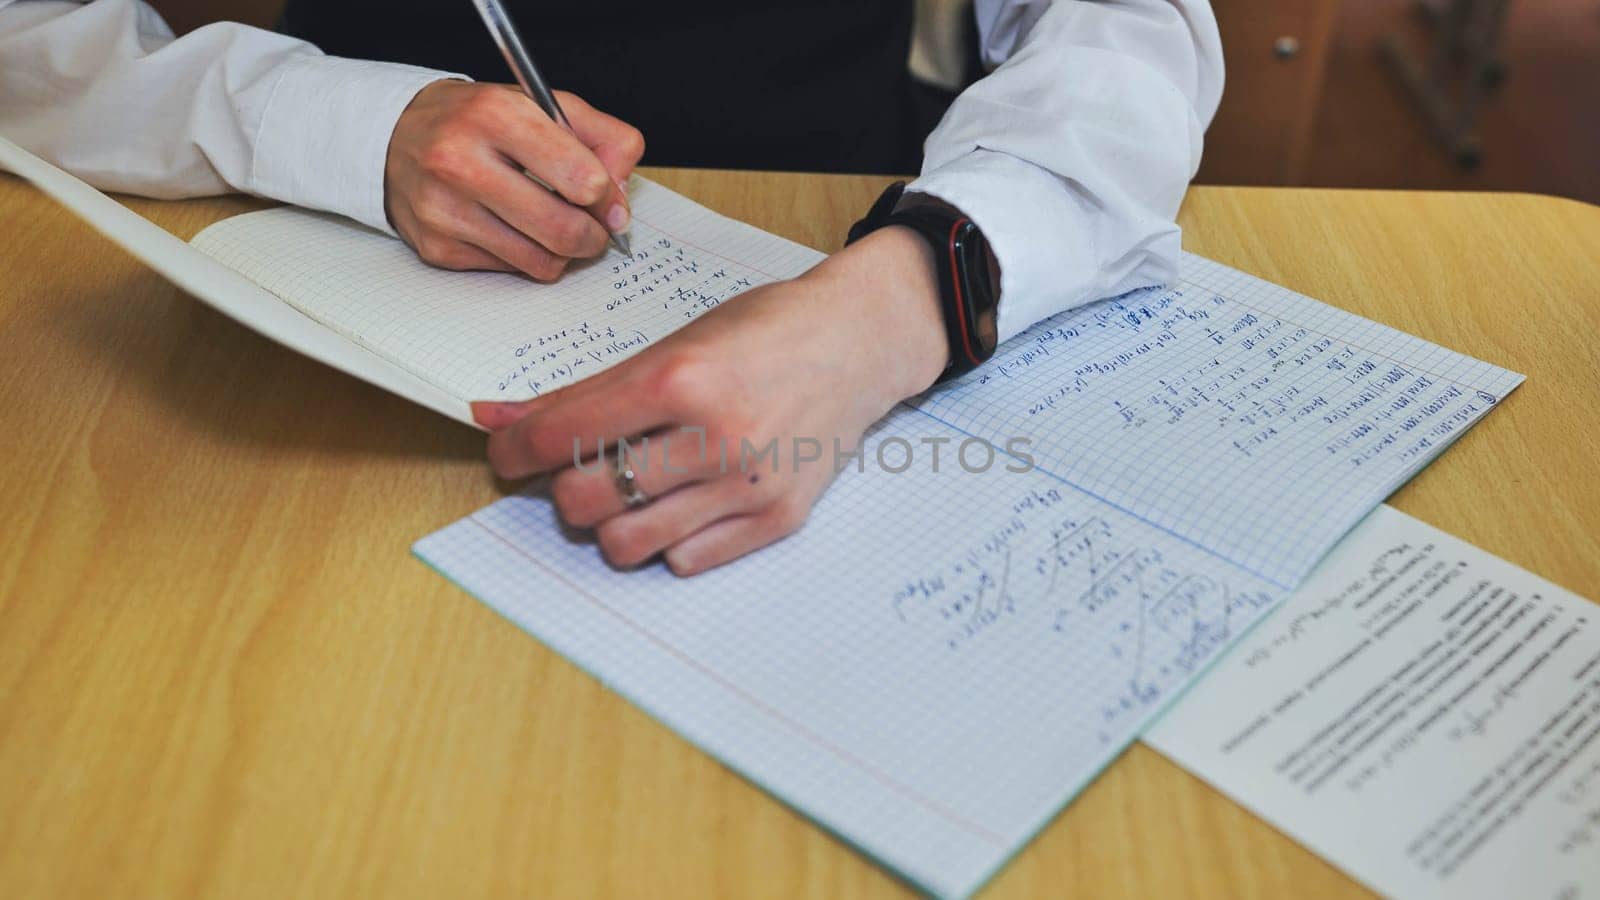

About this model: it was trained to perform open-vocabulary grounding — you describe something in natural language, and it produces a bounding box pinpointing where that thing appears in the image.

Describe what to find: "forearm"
[912,0,1224,343]
[802,225,949,402]
[0,0,455,231]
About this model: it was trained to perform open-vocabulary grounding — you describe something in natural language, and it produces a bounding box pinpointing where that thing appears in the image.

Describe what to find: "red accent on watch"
[846,181,1000,382]
[947,217,982,368]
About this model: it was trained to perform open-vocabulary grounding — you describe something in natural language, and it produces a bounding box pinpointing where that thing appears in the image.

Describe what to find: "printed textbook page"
[1147,505,1600,900]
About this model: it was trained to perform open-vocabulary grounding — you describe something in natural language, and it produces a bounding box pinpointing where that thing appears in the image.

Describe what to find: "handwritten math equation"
[494,233,763,395]
[890,483,1275,743]
[968,284,1500,471]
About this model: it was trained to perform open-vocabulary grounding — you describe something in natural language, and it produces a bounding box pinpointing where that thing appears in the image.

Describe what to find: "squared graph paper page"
[417,412,1287,898]
[918,254,1524,587]
[189,177,824,403]
[416,256,1522,897]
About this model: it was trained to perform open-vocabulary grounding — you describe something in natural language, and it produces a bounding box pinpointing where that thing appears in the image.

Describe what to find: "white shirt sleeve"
[909,0,1224,343]
[0,0,462,233]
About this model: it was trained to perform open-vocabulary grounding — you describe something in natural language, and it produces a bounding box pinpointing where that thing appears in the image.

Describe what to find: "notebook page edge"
[185,174,826,405]
[0,135,474,427]
[409,518,985,899]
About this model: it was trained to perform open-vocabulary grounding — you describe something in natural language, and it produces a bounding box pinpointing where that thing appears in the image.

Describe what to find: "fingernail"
[605,203,630,232]
[470,401,521,429]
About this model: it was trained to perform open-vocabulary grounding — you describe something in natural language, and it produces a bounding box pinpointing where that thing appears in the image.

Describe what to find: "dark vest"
[279,1,919,174]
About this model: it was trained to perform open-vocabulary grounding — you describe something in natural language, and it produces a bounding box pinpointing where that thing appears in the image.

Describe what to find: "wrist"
[806,226,950,403]
[253,59,465,235]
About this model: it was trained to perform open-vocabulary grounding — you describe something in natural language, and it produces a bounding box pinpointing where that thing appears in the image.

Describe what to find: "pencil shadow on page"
[58,280,483,462]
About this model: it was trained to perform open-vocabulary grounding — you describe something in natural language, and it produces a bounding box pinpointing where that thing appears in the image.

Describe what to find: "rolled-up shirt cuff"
[250,54,467,234]
[908,148,1181,346]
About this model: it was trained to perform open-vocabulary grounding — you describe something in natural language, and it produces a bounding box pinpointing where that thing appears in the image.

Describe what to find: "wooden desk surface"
[2,169,1598,899]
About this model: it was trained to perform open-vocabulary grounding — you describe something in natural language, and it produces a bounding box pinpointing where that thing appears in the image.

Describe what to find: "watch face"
[952,221,1000,356]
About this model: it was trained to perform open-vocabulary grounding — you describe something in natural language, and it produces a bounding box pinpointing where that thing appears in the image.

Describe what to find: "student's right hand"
[384,81,644,280]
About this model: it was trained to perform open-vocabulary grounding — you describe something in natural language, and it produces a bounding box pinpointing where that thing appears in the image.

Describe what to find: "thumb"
[470,398,540,430]
[558,91,647,186]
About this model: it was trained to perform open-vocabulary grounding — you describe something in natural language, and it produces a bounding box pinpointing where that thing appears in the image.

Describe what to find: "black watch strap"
[846,182,1000,383]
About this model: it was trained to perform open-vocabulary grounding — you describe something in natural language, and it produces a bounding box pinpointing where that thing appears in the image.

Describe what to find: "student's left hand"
[469,227,949,575]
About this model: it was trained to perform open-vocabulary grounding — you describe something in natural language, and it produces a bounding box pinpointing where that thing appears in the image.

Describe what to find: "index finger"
[555,90,647,187]
[482,365,678,479]
[489,102,631,237]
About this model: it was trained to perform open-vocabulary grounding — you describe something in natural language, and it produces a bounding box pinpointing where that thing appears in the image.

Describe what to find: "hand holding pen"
[381,14,642,279]
[469,0,632,257]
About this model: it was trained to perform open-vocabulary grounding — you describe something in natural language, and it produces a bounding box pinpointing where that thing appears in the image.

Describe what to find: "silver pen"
[468,0,632,257]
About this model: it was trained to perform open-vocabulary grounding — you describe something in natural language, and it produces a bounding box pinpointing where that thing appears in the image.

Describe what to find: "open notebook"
[191,179,827,418]
[5,135,1525,896]
[415,263,1523,891]
[0,135,822,426]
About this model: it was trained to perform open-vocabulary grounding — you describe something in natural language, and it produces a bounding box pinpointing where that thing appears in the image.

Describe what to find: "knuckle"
[413,175,453,204]
[417,139,466,179]
[597,519,648,567]
[438,245,482,271]
[649,354,717,406]
[769,496,811,536]
[463,85,511,119]
[549,470,593,524]
[619,125,646,162]
[568,162,611,205]
[541,214,588,257]
[412,235,451,265]
[449,155,493,192]
[524,423,564,463]
[412,193,456,231]
[526,253,568,282]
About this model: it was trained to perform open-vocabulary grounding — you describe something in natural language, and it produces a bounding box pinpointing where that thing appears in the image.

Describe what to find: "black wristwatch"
[846,181,1001,382]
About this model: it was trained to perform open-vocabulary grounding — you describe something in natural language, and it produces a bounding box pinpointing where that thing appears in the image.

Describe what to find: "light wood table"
[2,168,1598,899]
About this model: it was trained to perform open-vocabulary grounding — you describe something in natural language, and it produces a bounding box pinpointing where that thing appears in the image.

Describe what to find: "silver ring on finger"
[613,441,651,509]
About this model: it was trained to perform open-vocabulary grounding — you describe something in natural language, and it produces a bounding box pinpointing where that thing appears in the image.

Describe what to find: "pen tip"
[612,233,632,258]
